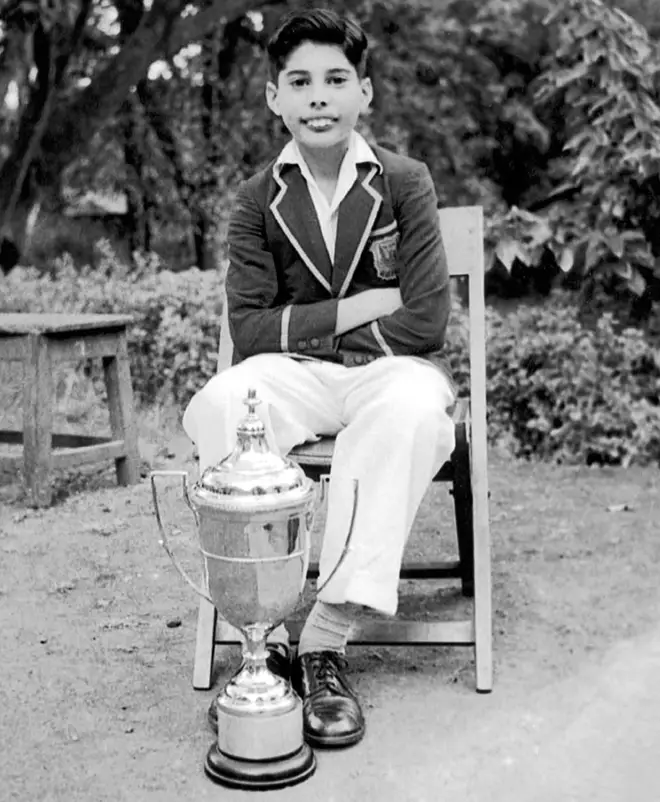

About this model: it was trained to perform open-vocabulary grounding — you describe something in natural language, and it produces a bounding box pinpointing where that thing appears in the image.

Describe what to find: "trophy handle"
[315,477,359,597]
[150,470,214,604]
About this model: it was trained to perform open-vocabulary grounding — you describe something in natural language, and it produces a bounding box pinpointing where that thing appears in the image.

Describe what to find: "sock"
[298,601,354,656]
[266,623,290,653]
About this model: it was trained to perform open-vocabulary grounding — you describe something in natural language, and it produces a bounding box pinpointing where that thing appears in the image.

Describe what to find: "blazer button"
[310,337,320,348]
[297,339,307,350]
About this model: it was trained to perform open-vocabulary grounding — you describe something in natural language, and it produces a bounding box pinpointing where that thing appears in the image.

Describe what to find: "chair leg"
[474,519,493,692]
[452,425,475,597]
[471,456,493,693]
[193,598,217,690]
[103,333,140,486]
[23,334,53,507]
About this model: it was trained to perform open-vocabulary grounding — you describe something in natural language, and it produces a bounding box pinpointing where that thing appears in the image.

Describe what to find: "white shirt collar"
[273,130,382,179]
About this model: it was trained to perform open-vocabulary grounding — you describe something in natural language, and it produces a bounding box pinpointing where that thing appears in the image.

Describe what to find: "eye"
[291,78,308,88]
[329,76,347,85]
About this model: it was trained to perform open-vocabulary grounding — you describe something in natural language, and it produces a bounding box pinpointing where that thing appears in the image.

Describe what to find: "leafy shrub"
[471,0,660,312]
[1,244,224,407]
[530,0,660,302]
[446,292,660,466]
[3,259,659,466]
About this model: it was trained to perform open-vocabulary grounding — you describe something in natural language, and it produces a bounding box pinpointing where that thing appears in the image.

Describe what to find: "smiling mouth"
[303,117,338,130]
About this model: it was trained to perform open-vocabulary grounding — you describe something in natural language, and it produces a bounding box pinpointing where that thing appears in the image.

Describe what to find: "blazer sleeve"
[225,180,340,359]
[337,164,451,357]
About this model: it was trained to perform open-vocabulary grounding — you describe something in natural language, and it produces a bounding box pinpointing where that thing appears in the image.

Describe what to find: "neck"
[297,136,351,182]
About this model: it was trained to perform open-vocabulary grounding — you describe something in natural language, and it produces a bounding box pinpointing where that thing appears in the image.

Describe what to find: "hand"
[335,287,403,335]
[364,287,403,317]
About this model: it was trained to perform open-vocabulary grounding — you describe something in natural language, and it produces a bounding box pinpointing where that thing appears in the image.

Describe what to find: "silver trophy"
[150,389,357,790]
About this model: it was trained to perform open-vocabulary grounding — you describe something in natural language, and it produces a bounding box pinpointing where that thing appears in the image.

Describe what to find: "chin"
[300,131,350,149]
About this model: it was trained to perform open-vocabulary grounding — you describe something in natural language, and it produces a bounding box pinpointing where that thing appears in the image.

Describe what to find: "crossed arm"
[334,287,402,335]
[226,163,450,359]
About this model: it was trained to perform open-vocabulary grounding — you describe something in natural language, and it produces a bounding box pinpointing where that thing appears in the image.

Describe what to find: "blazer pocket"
[368,229,400,281]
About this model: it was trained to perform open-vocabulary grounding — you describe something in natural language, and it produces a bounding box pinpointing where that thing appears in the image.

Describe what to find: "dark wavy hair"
[267,8,369,82]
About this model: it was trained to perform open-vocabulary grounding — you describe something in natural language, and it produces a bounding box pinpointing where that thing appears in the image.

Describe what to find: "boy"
[183,8,455,749]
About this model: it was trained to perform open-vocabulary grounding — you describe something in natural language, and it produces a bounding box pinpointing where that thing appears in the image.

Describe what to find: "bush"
[1,245,225,407]
[445,292,660,466]
[3,258,659,466]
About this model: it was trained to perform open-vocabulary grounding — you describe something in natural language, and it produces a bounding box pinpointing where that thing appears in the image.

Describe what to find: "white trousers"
[182,354,455,616]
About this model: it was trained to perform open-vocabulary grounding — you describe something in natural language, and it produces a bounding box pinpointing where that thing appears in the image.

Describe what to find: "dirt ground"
[1,437,660,801]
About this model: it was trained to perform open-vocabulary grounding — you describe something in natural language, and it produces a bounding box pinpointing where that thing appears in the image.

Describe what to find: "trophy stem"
[243,623,271,664]
[226,623,287,701]
[239,625,271,687]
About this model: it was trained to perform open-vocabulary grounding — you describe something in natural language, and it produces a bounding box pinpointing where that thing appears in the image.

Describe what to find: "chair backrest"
[217,207,486,446]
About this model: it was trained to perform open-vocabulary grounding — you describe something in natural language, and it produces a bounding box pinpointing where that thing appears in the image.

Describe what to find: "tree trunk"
[0,23,55,254]
[195,35,216,272]
[123,101,151,254]
[0,0,93,264]
[117,0,151,258]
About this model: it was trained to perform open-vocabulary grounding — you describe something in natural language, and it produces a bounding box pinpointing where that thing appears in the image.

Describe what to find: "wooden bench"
[0,313,140,506]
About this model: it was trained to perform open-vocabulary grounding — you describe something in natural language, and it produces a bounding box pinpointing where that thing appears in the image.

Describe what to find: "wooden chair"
[192,206,492,693]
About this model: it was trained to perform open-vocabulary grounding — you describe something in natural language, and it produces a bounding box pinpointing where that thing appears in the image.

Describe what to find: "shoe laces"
[310,651,347,689]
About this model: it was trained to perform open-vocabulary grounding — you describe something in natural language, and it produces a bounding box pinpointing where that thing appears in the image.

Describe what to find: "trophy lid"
[193,388,313,513]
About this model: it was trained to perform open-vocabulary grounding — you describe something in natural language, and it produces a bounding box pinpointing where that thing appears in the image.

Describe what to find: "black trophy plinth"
[204,741,316,790]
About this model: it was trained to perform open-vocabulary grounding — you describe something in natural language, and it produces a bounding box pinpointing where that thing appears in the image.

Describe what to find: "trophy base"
[204,741,316,790]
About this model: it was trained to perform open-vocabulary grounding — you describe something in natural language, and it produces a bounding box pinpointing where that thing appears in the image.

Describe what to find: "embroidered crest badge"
[369,232,400,281]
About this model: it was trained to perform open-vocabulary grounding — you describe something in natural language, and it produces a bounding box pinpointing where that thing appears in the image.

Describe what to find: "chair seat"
[289,397,469,484]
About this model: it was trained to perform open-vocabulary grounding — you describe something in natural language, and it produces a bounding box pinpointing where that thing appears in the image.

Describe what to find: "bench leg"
[23,334,53,507]
[103,334,140,485]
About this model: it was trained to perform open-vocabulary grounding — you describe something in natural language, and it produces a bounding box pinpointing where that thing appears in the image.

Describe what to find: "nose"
[308,82,328,108]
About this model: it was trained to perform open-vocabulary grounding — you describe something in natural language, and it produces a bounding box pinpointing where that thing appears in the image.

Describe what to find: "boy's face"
[266,41,372,154]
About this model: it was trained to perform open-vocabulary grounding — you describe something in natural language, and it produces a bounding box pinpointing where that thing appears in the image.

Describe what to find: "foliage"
[3,0,660,323]
[3,261,659,466]
[424,0,660,314]
[446,292,660,467]
[532,0,660,299]
[0,242,224,404]
[0,0,270,269]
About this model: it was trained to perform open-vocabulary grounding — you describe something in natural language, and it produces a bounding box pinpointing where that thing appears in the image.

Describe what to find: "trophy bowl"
[150,389,356,791]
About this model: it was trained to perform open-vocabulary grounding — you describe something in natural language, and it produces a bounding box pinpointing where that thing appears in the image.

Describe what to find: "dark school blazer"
[225,142,452,379]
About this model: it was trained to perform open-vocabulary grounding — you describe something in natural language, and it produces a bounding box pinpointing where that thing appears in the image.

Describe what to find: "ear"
[359,77,373,113]
[265,81,281,117]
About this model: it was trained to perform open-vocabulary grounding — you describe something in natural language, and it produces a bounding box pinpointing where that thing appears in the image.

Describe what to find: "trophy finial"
[236,388,267,444]
[243,388,261,416]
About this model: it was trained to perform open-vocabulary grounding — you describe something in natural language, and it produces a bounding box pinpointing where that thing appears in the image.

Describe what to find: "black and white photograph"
[1,1,659,799]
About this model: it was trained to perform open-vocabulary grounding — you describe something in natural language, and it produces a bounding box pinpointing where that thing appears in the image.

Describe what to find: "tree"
[0,0,279,271]
[531,0,660,313]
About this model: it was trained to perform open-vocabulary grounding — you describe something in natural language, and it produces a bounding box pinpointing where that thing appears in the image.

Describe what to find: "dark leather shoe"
[207,643,291,731]
[292,650,365,748]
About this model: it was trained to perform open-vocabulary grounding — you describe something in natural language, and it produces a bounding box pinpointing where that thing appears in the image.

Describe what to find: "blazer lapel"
[333,164,383,298]
[270,166,333,294]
